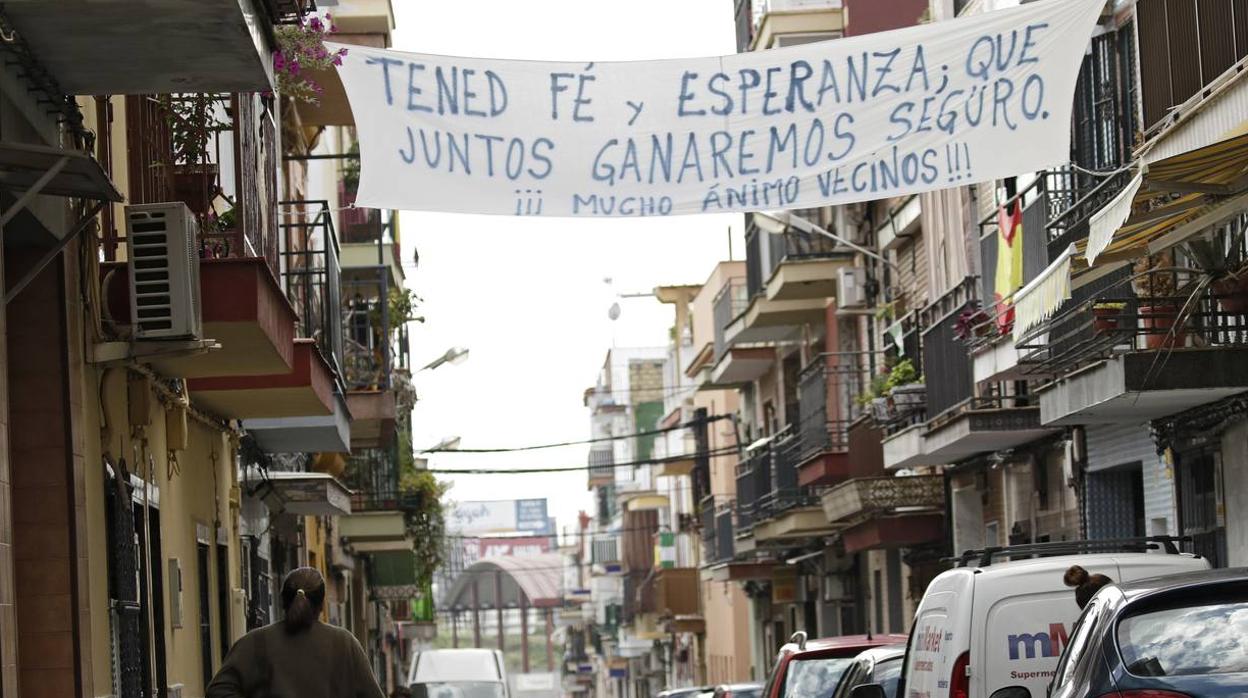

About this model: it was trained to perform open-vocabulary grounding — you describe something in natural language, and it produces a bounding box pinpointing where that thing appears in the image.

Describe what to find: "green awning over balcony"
[371,550,418,587]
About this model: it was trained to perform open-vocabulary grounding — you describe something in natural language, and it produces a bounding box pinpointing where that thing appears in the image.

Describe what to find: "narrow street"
[0,1,1245,697]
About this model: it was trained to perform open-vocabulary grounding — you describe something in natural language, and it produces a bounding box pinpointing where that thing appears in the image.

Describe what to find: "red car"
[761,632,909,698]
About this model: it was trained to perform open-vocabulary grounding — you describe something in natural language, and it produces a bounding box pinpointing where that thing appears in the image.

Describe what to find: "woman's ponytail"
[280,567,326,633]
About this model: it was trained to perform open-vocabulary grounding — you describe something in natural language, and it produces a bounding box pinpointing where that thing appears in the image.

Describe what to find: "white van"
[408,648,510,698]
[856,540,1210,698]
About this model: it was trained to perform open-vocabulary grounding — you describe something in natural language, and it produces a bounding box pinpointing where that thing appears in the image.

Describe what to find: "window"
[1118,597,1248,677]
[1052,598,1106,688]
[874,657,903,697]
[829,658,870,698]
[198,542,213,689]
[784,657,856,698]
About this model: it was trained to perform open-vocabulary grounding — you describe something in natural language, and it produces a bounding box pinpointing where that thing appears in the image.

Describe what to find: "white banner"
[333,0,1103,217]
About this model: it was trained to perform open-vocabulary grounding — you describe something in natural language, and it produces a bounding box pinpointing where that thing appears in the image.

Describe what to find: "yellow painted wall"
[85,367,240,698]
[77,95,243,697]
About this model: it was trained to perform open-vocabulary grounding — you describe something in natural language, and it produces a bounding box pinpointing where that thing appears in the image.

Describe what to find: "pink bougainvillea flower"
[309,16,323,31]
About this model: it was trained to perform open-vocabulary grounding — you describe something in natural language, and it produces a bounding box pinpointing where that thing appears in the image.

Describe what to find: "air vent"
[125,203,202,340]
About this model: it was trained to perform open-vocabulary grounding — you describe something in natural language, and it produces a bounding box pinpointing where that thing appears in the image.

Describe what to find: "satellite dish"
[608,302,621,321]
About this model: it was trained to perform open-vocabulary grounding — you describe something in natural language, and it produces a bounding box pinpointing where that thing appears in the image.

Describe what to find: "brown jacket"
[207,621,387,698]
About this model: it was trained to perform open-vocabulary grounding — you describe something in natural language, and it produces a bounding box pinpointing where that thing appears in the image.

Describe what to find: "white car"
[409,648,509,698]
[851,538,1210,698]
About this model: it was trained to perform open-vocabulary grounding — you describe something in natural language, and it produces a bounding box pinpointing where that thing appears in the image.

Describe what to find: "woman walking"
[208,567,388,698]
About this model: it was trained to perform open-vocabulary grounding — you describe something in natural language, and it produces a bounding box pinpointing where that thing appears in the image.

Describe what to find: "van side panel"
[977,590,1079,696]
[902,571,973,698]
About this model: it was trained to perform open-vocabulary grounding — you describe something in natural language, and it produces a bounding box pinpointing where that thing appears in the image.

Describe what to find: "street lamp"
[419,346,469,372]
[427,436,462,452]
[754,210,901,274]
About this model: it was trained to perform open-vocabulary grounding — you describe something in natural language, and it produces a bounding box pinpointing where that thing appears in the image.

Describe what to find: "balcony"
[794,353,868,486]
[737,432,835,544]
[1025,264,1248,426]
[187,201,347,438]
[189,338,336,419]
[341,446,420,512]
[746,217,853,302]
[242,462,352,517]
[142,256,296,379]
[587,447,615,489]
[342,264,409,448]
[3,0,300,94]
[654,568,699,617]
[1136,0,1248,156]
[881,278,1059,467]
[339,208,404,286]
[754,442,834,542]
[707,278,777,386]
[750,0,844,51]
[819,475,945,553]
[241,200,352,451]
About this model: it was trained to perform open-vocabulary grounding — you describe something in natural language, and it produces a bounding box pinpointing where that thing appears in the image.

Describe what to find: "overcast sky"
[389,0,744,536]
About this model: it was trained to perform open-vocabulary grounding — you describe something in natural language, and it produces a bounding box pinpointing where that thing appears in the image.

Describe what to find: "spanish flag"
[995,201,1024,332]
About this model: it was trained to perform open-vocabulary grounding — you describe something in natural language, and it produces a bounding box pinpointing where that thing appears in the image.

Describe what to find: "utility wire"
[422,414,731,453]
[425,446,739,475]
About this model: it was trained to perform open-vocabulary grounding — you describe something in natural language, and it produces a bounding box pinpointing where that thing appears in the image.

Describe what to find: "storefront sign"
[334,0,1102,217]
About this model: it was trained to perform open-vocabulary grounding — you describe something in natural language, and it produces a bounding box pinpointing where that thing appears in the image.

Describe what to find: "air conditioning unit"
[836,267,868,309]
[125,203,202,341]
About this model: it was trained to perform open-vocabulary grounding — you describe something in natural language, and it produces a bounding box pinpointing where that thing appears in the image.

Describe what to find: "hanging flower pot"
[1212,275,1248,314]
[1138,304,1187,350]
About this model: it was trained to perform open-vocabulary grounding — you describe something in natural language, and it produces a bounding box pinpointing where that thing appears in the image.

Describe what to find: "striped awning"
[1077,131,1248,271]
[1012,244,1077,342]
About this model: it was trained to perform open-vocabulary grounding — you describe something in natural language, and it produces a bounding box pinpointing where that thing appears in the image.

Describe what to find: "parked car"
[712,682,764,698]
[659,687,713,698]
[850,538,1210,698]
[761,632,909,698]
[830,645,906,698]
[408,648,509,698]
[1040,567,1248,698]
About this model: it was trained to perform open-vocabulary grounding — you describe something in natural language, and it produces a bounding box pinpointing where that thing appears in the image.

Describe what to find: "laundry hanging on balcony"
[332,0,1104,217]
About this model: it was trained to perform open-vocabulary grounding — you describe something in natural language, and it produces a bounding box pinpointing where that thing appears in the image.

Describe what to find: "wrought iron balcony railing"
[1017,255,1248,377]
[744,213,846,299]
[124,93,280,274]
[796,352,869,461]
[920,277,979,420]
[281,199,344,381]
[341,265,411,392]
[341,446,420,512]
[712,277,749,362]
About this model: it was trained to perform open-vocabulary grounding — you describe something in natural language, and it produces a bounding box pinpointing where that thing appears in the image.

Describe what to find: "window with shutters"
[1136,0,1248,135]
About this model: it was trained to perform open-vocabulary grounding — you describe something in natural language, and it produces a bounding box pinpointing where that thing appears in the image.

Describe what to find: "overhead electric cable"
[422,414,731,453]
[425,446,739,475]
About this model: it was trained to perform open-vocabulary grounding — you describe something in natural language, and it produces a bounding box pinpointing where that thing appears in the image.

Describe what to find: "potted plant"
[855,371,891,422]
[1131,250,1186,350]
[159,94,223,214]
[885,359,925,409]
[953,305,992,340]
[1091,302,1125,334]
